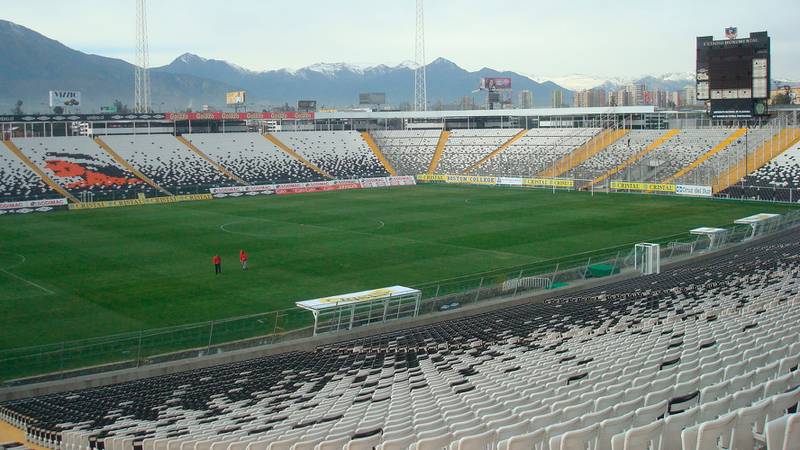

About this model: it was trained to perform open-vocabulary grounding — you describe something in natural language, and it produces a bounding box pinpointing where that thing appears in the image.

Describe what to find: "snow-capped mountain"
[158,55,574,107]
[533,72,696,91]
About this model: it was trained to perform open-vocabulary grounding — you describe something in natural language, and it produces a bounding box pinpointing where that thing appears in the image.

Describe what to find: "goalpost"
[634,243,661,275]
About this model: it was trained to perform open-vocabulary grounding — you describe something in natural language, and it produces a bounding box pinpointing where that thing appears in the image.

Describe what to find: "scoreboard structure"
[696,31,770,119]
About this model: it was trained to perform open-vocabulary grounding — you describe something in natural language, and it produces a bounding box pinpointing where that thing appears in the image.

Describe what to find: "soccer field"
[0,184,796,351]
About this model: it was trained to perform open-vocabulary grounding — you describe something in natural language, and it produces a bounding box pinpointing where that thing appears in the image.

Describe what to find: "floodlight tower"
[414,0,427,111]
[134,0,152,113]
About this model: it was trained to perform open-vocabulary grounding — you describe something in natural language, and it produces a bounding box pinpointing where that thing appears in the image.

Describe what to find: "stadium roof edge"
[315,106,656,120]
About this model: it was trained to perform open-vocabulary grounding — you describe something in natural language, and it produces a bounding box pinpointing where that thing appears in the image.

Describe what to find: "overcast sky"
[4,0,799,81]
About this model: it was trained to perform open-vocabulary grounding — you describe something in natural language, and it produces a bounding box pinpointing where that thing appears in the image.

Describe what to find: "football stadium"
[1,2,800,450]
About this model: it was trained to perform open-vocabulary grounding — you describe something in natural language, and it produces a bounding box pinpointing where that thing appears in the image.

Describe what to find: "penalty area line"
[0,268,55,295]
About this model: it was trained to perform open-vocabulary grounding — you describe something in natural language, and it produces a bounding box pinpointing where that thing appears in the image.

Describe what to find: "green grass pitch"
[0,184,796,350]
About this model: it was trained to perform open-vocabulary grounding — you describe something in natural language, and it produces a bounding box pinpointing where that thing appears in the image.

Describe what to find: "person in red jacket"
[213,254,222,274]
[239,249,248,271]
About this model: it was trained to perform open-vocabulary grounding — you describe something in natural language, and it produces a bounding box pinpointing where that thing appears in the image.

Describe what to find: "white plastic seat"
[314,435,350,450]
[497,429,545,450]
[452,429,495,450]
[596,412,634,450]
[377,434,416,450]
[699,380,730,404]
[558,423,599,450]
[409,432,453,450]
[731,399,769,450]
[732,384,762,411]
[767,388,800,422]
[662,407,698,450]
[495,420,530,443]
[780,413,800,450]
[613,397,644,417]
[545,417,582,450]
[633,400,667,427]
[703,411,738,448]
[612,419,663,450]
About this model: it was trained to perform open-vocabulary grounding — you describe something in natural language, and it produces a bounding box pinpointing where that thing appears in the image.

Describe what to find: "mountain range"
[0,19,795,114]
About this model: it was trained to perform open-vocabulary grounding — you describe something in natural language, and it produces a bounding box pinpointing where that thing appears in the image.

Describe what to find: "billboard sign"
[298,100,317,111]
[480,77,512,91]
[225,91,246,105]
[359,93,386,105]
[49,91,81,108]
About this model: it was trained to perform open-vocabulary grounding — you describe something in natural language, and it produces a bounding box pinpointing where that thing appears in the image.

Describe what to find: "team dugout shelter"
[296,286,422,335]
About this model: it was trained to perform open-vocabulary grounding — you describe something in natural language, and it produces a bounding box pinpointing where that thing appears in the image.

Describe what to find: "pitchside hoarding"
[165,111,314,121]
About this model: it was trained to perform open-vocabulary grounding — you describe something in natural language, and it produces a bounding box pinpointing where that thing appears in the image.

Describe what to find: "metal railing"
[4,209,800,386]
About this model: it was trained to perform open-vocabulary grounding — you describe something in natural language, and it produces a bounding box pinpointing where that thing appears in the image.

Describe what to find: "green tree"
[772,93,792,105]
[113,99,131,114]
[11,100,23,115]
[52,106,64,114]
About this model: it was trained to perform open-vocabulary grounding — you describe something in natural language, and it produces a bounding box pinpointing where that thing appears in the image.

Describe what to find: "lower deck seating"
[101,135,233,193]
[437,129,522,174]
[3,226,800,450]
[629,129,732,183]
[274,131,389,179]
[569,130,664,181]
[0,146,58,200]
[184,133,324,185]
[11,137,149,201]
[373,130,441,176]
[722,141,800,203]
[472,128,600,177]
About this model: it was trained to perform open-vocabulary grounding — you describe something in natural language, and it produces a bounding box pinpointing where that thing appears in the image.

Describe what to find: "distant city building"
[518,90,534,109]
[460,96,476,110]
[684,86,698,106]
[573,88,607,107]
[551,90,565,108]
[671,91,682,108]
[770,86,800,105]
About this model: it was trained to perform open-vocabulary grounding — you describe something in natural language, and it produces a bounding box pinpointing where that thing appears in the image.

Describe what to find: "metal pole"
[207,320,214,352]
[474,277,484,302]
[136,330,143,367]
[513,269,523,296]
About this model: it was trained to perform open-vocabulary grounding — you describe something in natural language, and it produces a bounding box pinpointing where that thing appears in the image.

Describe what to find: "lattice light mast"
[134,0,151,113]
[413,0,427,112]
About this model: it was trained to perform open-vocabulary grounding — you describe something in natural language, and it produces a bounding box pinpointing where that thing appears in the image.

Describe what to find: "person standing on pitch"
[213,254,222,275]
[239,249,248,271]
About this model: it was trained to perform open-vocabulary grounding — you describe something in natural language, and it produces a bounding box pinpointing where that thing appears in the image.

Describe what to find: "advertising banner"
[49,91,81,108]
[497,177,524,186]
[387,176,416,186]
[360,178,389,188]
[522,178,574,188]
[610,181,677,193]
[165,111,314,121]
[416,174,573,188]
[444,175,498,185]
[675,184,713,197]
[358,93,387,105]
[225,91,246,106]
[480,77,512,91]
[69,193,212,210]
[416,174,448,182]
[0,198,69,214]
